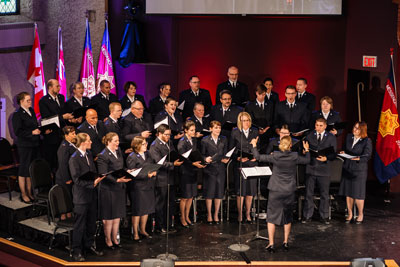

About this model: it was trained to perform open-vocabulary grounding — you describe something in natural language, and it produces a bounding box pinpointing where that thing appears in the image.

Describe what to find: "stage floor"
[1,192,400,264]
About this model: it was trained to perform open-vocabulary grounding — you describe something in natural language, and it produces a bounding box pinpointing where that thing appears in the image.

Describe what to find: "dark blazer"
[77,121,107,156]
[148,138,175,186]
[266,91,280,108]
[148,96,166,119]
[97,147,125,191]
[296,91,316,112]
[265,137,299,155]
[188,116,210,133]
[342,134,372,172]
[210,104,242,138]
[274,101,310,133]
[154,111,183,137]
[177,135,199,183]
[121,112,153,143]
[12,107,40,147]
[126,151,155,191]
[245,100,273,128]
[69,150,97,205]
[201,135,228,175]
[90,92,118,121]
[120,94,147,111]
[310,110,343,136]
[252,148,310,193]
[216,81,249,106]
[305,130,337,176]
[178,88,213,120]
[65,96,91,114]
[104,117,122,137]
[55,140,77,185]
[229,127,259,167]
[39,93,67,145]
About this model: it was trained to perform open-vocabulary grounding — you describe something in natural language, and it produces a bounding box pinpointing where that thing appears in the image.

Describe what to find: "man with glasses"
[216,66,249,106]
[265,125,294,154]
[210,90,242,138]
[274,85,310,137]
[178,75,212,120]
[121,100,154,144]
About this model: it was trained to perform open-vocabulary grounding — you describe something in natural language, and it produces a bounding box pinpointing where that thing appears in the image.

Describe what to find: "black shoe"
[73,253,85,262]
[141,233,152,239]
[105,244,115,250]
[180,222,189,228]
[112,242,122,249]
[345,217,352,224]
[320,218,330,225]
[187,221,194,226]
[282,243,289,251]
[19,196,32,204]
[355,220,363,225]
[265,244,275,253]
[301,218,311,224]
[87,246,103,256]
[214,221,220,225]
[245,219,252,224]
[206,220,213,225]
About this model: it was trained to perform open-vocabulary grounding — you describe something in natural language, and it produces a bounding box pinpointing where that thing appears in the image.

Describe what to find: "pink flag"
[27,23,46,119]
[97,19,116,94]
[56,26,67,99]
[79,18,96,97]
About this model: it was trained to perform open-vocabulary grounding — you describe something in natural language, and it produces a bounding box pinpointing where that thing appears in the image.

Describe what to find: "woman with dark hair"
[126,136,157,240]
[251,136,310,252]
[97,132,131,249]
[229,111,259,223]
[120,81,147,111]
[201,120,229,224]
[177,120,206,227]
[12,92,42,203]
[339,121,372,224]
[154,97,184,141]
[310,96,343,136]
[55,126,77,217]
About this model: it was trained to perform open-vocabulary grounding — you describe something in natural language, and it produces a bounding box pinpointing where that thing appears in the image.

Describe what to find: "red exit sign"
[363,56,377,68]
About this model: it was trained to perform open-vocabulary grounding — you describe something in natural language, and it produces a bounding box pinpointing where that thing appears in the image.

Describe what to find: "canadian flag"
[27,24,46,119]
[56,26,67,99]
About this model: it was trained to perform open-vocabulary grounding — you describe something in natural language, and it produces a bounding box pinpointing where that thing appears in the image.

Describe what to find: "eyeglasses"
[163,133,171,136]
[191,81,200,84]
[141,142,147,146]
[286,92,296,95]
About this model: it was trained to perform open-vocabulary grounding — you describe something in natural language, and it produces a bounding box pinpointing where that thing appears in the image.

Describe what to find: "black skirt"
[130,179,156,216]
[203,165,226,199]
[339,168,367,200]
[267,190,295,226]
[18,146,40,177]
[179,168,198,198]
[99,188,126,220]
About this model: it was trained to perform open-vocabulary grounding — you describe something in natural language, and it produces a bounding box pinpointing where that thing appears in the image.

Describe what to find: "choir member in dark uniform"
[339,122,372,224]
[154,97,184,142]
[266,125,291,155]
[55,126,77,214]
[229,112,259,222]
[310,96,343,136]
[97,132,131,249]
[148,83,171,119]
[65,82,91,127]
[121,100,153,144]
[177,120,206,227]
[119,81,147,111]
[251,136,310,252]
[90,80,118,121]
[148,124,183,233]
[210,90,242,138]
[104,102,123,137]
[39,79,73,171]
[178,75,212,120]
[296,78,316,113]
[302,118,337,224]
[274,85,310,137]
[77,109,107,157]
[12,92,42,203]
[69,133,104,261]
[201,121,229,224]
[216,66,249,106]
[245,84,273,152]
[263,77,280,111]
[126,136,157,240]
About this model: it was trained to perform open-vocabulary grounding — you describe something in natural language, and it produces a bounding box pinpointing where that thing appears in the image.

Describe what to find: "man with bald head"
[216,66,249,106]
[77,109,106,156]
[121,100,154,144]
[39,79,73,170]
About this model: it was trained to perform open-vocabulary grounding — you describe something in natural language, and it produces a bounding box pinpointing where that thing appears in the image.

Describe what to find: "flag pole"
[85,10,89,96]
[390,48,398,105]
[57,26,60,75]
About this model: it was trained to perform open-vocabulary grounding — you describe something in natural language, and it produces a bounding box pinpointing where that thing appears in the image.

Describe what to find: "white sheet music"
[158,155,167,165]
[177,100,185,110]
[182,149,192,159]
[225,147,235,158]
[337,153,358,159]
[41,115,60,127]
[241,166,272,179]
[129,168,142,177]
[291,128,309,135]
[122,109,131,117]
[154,117,169,129]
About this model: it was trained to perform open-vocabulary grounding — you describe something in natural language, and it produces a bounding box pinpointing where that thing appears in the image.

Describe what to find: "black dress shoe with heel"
[282,243,289,251]
[87,246,103,256]
[265,244,275,253]
[73,253,85,262]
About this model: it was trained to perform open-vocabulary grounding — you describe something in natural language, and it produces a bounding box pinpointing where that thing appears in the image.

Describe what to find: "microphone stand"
[229,125,249,252]
[158,113,177,261]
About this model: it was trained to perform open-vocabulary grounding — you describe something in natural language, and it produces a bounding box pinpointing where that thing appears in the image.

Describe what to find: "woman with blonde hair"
[251,136,310,252]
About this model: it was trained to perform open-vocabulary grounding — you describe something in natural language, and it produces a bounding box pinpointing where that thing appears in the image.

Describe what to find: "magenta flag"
[56,26,67,99]
[97,19,116,94]
[79,18,96,97]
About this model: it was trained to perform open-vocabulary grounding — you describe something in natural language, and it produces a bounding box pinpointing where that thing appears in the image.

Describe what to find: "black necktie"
[93,125,98,134]
[261,103,264,110]
[317,133,322,144]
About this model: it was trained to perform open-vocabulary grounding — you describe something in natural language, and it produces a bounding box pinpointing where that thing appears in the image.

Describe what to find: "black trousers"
[72,202,97,255]
[155,185,175,230]
[303,175,330,219]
